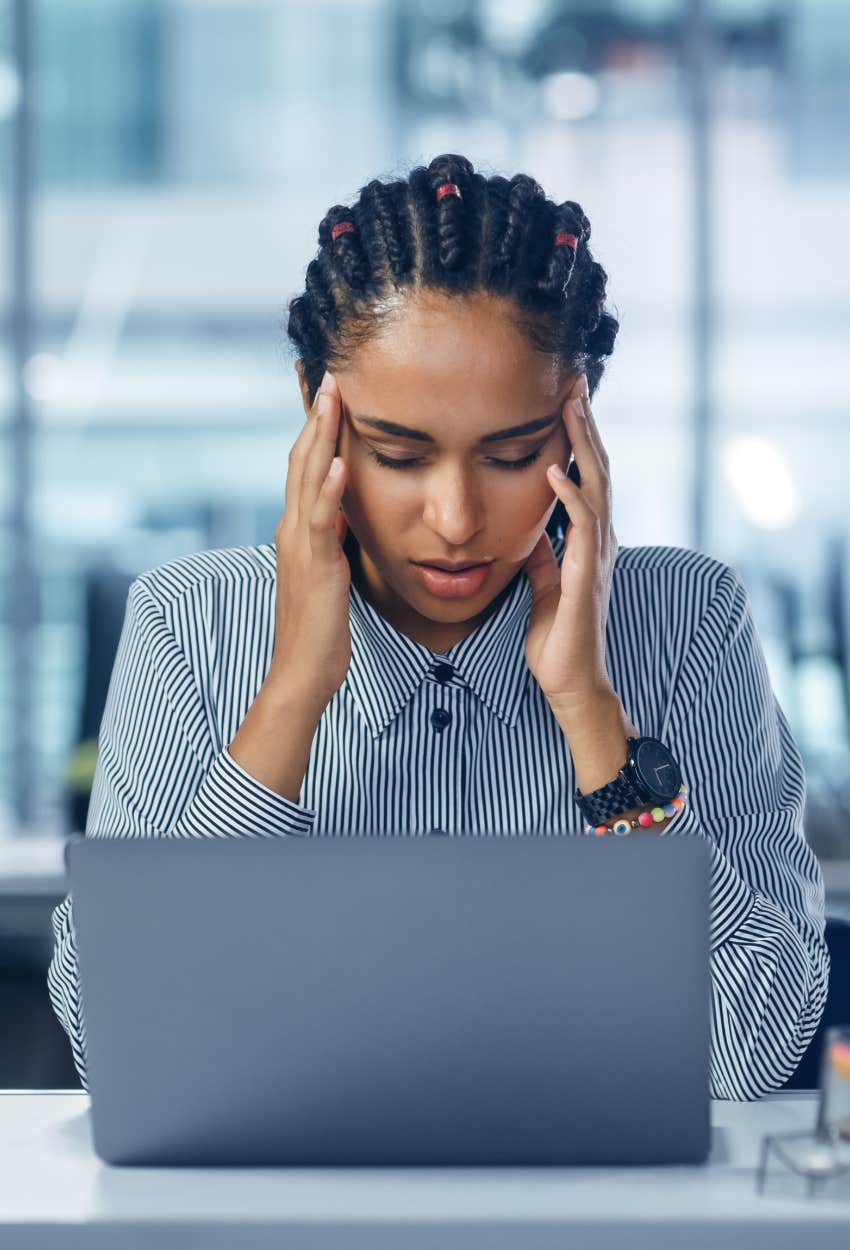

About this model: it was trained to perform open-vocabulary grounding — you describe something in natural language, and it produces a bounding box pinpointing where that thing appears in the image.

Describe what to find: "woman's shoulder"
[131,543,277,612]
[614,542,739,590]
[610,545,745,655]
[556,534,744,653]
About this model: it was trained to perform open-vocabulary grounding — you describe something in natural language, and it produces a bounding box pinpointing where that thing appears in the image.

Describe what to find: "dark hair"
[286,153,619,542]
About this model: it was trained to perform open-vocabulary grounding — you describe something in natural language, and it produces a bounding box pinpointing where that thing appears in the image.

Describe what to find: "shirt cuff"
[704,837,758,951]
[174,747,316,838]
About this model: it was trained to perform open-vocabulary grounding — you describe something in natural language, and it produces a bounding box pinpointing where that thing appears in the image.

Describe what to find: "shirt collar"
[345,533,566,738]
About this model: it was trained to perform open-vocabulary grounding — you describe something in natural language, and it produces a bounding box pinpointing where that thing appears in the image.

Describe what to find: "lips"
[415,560,491,572]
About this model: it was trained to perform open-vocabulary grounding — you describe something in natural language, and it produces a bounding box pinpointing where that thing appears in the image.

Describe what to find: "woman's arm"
[664,566,829,1099]
[47,574,320,1090]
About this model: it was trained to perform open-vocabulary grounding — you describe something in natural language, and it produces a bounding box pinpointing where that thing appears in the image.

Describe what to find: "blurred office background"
[1,0,849,1085]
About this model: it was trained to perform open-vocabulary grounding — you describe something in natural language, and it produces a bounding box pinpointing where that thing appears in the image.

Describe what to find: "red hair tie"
[436,182,462,202]
[331,221,355,242]
[554,232,579,249]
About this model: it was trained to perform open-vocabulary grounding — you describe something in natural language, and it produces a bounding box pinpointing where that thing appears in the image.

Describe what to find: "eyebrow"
[350,410,561,445]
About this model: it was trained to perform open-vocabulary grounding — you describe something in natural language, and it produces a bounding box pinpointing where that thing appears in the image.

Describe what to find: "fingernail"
[572,398,584,418]
[548,463,566,480]
[319,369,333,391]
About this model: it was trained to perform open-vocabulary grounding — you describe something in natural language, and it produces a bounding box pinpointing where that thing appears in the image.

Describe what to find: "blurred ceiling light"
[481,0,549,56]
[0,60,21,121]
[23,353,64,404]
[542,71,600,122]
[721,436,802,530]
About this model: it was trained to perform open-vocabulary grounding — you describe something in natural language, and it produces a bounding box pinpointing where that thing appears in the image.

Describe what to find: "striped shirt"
[47,534,829,1099]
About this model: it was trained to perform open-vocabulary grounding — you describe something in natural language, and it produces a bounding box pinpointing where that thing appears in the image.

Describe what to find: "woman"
[48,154,828,1099]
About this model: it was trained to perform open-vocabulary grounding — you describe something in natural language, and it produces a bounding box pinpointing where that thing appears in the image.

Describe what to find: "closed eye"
[367,447,546,472]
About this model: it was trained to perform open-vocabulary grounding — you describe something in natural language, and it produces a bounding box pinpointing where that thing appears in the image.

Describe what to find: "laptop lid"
[65,833,711,1166]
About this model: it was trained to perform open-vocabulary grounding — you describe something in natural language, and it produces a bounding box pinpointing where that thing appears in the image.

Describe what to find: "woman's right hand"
[268,370,352,714]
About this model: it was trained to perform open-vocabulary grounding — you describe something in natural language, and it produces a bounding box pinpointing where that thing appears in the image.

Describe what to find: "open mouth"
[411,561,494,598]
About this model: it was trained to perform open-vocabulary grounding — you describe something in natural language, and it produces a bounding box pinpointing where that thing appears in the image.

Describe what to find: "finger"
[310,453,348,564]
[545,465,604,606]
[334,506,349,548]
[564,396,606,490]
[579,390,610,473]
[546,461,600,535]
[577,394,618,558]
[568,371,588,402]
[569,374,609,473]
[566,373,608,472]
[299,372,342,529]
[284,371,331,523]
[578,392,616,539]
[563,395,612,528]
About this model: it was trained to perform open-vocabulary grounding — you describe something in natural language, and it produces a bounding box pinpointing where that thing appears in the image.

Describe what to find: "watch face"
[633,738,681,802]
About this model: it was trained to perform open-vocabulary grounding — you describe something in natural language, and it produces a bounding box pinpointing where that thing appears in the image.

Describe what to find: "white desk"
[2,1091,849,1248]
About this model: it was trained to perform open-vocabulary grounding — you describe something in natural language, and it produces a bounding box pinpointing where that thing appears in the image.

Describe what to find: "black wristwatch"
[574,736,683,828]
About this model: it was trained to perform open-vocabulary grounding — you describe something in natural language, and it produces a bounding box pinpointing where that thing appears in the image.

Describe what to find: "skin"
[296,288,577,654]
[293,286,676,830]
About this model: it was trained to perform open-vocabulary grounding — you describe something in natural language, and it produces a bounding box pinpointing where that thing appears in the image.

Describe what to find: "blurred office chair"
[824,529,850,730]
[0,929,82,1088]
[62,503,278,832]
[64,567,135,834]
[781,914,850,1090]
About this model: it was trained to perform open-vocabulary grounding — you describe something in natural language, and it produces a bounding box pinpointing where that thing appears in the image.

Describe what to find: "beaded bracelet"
[584,783,689,837]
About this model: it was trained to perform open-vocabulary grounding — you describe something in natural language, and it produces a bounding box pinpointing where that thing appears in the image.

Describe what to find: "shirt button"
[433,662,454,683]
[431,708,452,731]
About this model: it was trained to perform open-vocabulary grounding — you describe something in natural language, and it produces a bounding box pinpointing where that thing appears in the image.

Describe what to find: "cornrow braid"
[537,202,587,304]
[477,174,511,288]
[287,153,619,532]
[360,178,414,285]
[490,173,546,292]
[408,154,482,289]
[319,203,371,295]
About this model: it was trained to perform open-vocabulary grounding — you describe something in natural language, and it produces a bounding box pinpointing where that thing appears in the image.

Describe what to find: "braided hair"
[286,154,619,542]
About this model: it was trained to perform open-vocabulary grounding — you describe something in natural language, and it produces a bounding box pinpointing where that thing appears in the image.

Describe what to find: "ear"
[295,359,313,418]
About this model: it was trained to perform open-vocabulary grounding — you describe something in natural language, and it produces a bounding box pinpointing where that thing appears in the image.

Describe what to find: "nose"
[423,466,485,543]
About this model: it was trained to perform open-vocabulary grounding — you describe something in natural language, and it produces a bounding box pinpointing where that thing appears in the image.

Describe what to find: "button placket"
[426,659,461,833]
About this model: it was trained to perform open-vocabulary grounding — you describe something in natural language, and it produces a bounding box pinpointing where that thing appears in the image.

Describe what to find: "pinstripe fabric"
[47,536,829,1099]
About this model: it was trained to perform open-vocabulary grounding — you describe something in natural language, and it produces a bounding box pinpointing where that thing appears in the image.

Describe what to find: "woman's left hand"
[523,373,620,722]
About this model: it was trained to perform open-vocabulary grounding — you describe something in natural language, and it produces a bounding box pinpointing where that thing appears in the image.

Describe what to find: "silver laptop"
[65,832,711,1167]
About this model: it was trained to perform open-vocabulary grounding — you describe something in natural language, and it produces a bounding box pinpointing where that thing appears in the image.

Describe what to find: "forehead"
[338,290,564,421]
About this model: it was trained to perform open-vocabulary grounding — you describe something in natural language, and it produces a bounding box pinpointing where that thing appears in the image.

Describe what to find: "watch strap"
[574,766,646,826]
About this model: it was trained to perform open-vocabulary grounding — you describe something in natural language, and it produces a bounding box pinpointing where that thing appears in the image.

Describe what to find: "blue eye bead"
[612,819,632,836]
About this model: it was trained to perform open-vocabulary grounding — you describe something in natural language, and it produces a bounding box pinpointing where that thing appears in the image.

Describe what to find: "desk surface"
[2,1091,849,1249]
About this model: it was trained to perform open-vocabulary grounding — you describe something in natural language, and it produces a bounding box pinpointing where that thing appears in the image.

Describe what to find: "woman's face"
[297,289,577,653]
